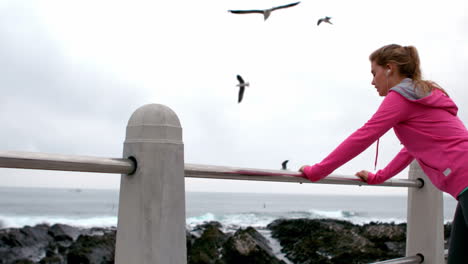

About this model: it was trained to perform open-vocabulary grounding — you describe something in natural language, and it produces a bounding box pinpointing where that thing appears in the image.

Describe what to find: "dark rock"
[187,221,229,264]
[191,221,224,236]
[40,243,66,264]
[1,230,22,247]
[66,231,116,264]
[39,255,64,264]
[0,224,53,263]
[48,224,81,242]
[83,227,115,237]
[222,227,286,264]
[384,241,405,257]
[12,260,35,264]
[0,224,118,264]
[0,220,455,264]
[1,224,52,248]
[187,230,197,253]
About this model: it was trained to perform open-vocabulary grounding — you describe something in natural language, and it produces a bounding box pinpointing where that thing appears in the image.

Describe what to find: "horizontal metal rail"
[0,151,135,174]
[185,163,423,188]
[0,151,423,188]
[369,254,423,264]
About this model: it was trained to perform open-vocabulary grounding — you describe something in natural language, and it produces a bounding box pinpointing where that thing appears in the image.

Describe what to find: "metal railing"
[371,254,424,264]
[0,151,135,174]
[185,163,423,187]
[0,153,421,188]
[0,103,446,264]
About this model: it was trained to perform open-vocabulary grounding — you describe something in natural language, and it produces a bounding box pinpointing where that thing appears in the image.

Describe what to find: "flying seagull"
[281,160,289,170]
[317,16,333,26]
[228,1,301,21]
[236,75,249,103]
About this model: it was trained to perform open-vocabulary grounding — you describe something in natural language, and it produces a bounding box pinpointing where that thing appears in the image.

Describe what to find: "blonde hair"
[369,44,448,96]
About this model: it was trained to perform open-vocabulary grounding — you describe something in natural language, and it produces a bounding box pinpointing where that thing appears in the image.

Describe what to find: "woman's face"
[371,61,389,96]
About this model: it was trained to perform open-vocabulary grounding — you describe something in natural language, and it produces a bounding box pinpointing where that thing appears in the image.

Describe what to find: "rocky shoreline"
[0,219,452,264]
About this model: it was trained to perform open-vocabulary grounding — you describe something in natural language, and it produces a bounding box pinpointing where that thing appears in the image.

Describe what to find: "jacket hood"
[390,78,458,116]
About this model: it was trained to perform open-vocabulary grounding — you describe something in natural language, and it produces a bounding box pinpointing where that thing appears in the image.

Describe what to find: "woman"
[299,44,468,263]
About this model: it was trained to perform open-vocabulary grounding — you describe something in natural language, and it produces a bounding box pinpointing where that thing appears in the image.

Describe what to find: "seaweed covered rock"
[66,230,116,264]
[187,229,197,253]
[360,222,406,256]
[267,218,403,264]
[222,227,286,264]
[11,260,35,264]
[187,221,230,264]
[186,221,286,264]
[38,255,64,264]
[360,222,406,241]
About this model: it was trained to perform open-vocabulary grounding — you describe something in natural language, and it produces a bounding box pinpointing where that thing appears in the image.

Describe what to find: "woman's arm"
[301,92,410,181]
[365,147,414,184]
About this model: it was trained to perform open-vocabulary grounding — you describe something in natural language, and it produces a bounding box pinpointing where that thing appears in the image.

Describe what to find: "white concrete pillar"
[115,104,186,264]
[406,161,444,264]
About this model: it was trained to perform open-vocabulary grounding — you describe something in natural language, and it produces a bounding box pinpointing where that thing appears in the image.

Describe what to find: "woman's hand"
[299,165,308,173]
[355,170,369,182]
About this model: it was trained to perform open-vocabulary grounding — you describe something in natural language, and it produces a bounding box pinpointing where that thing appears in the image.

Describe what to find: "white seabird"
[317,16,333,26]
[228,2,301,21]
[236,75,249,103]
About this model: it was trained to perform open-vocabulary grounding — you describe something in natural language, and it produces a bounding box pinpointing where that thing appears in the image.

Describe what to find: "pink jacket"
[302,78,468,199]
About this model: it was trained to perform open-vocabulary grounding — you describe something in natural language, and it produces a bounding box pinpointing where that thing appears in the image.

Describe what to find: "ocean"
[0,186,458,231]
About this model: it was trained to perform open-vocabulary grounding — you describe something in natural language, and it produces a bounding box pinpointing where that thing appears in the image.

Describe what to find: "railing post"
[115,104,186,264]
[406,161,444,263]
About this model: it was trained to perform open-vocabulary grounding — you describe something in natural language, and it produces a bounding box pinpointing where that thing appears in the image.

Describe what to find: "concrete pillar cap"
[127,104,181,127]
[125,104,182,143]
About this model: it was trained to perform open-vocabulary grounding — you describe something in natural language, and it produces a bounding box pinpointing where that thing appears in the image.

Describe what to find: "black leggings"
[448,191,468,264]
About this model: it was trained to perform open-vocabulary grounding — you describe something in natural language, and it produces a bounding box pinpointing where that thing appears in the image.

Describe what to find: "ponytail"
[370,44,448,97]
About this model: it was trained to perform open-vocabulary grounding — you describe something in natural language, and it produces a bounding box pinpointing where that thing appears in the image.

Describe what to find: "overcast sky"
[0,0,467,196]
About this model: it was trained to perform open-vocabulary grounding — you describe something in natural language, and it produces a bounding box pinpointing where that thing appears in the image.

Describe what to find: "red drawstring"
[374,138,380,170]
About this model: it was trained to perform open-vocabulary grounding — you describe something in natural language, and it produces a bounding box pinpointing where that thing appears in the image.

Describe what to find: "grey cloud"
[0,5,149,156]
